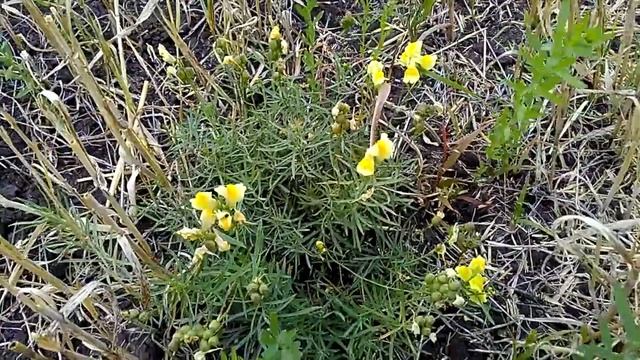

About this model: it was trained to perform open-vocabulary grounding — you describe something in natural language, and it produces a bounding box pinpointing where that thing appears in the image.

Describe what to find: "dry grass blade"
[440,122,490,174]
[369,82,391,147]
[8,341,51,360]
[0,276,135,360]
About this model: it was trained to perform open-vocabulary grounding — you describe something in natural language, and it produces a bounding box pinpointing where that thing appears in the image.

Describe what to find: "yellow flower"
[455,265,473,282]
[469,274,486,292]
[233,210,247,224]
[157,44,176,64]
[269,25,282,41]
[223,56,235,65]
[280,40,289,54]
[315,240,327,254]
[399,41,423,67]
[403,65,420,84]
[435,243,446,257]
[200,208,216,230]
[215,183,247,207]
[469,256,486,274]
[369,133,394,160]
[356,153,376,176]
[398,40,437,84]
[470,292,488,304]
[166,66,177,77]
[190,192,218,211]
[367,60,386,86]
[216,211,233,231]
[418,54,437,71]
[215,234,231,252]
[176,227,201,241]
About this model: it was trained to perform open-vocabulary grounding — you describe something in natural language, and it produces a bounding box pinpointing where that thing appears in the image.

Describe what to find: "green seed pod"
[424,273,435,283]
[447,291,457,300]
[204,240,217,252]
[202,329,214,340]
[199,339,211,352]
[128,309,140,318]
[431,292,442,301]
[208,320,222,332]
[208,335,220,347]
[259,284,270,295]
[449,281,461,291]
[439,284,449,293]
[185,329,199,340]
[246,283,260,293]
[250,292,262,304]
[193,324,205,335]
[425,315,435,325]
[414,316,425,326]
[437,274,448,283]
[138,311,151,323]
[168,338,181,352]
[177,325,190,335]
[421,327,432,336]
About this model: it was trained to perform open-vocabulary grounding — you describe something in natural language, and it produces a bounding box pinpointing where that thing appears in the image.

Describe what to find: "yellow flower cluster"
[176,183,248,253]
[269,25,289,56]
[399,41,437,84]
[455,256,488,304]
[356,133,394,176]
[365,41,437,87]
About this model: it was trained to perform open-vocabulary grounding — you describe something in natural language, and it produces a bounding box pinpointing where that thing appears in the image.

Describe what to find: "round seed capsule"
[449,281,461,291]
[176,325,190,336]
[447,291,457,300]
[208,320,222,332]
[439,284,449,293]
[193,324,205,335]
[414,316,425,326]
[431,292,442,301]
[421,327,432,336]
[250,293,262,304]
[138,311,151,323]
[204,240,217,252]
[128,309,140,318]
[202,330,214,340]
[246,283,260,292]
[168,338,180,352]
[424,273,436,283]
[437,274,448,283]
[259,284,270,295]
[185,329,199,340]
[199,339,211,352]
[425,315,435,325]
[208,335,219,347]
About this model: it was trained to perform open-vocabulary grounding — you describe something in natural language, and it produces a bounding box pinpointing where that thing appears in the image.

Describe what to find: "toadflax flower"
[356,152,376,176]
[215,183,246,208]
[398,40,437,84]
[216,211,233,231]
[190,192,218,211]
[368,133,394,160]
[367,60,386,86]
[200,208,216,230]
[269,25,282,41]
[469,256,486,273]
[455,265,473,282]
[176,227,201,241]
[215,234,231,252]
[356,133,395,177]
[468,274,486,293]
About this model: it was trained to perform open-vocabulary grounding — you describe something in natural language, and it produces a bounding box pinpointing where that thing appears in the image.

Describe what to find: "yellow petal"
[190,192,218,211]
[469,274,486,292]
[215,183,247,207]
[371,70,386,86]
[216,211,234,231]
[418,54,437,71]
[269,25,282,41]
[200,209,216,230]
[403,65,420,84]
[399,51,412,67]
[469,256,486,274]
[367,60,384,76]
[373,133,394,160]
[176,227,201,241]
[455,265,473,282]
[315,240,327,254]
[404,41,423,59]
[356,154,376,176]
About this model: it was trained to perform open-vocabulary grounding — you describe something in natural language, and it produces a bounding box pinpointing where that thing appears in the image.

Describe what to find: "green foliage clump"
[487,0,609,170]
